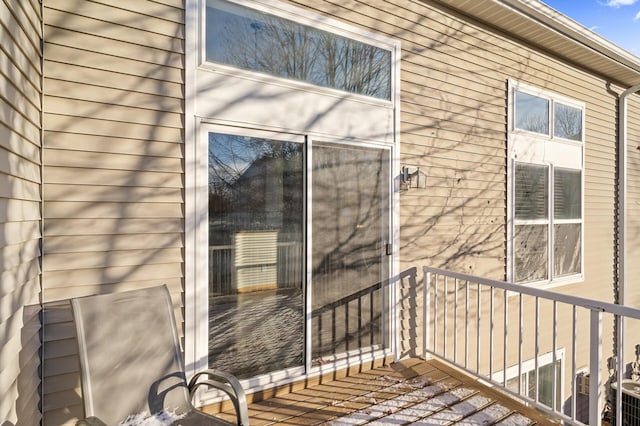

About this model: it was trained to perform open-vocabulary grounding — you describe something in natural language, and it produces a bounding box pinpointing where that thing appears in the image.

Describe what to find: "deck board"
[209,358,558,425]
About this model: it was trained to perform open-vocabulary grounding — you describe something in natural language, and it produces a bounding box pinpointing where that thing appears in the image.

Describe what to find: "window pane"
[554,223,581,277]
[208,132,304,378]
[312,144,390,361]
[537,361,563,408]
[554,168,581,220]
[515,163,548,220]
[554,103,582,141]
[206,0,391,100]
[515,91,549,135]
[515,224,548,283]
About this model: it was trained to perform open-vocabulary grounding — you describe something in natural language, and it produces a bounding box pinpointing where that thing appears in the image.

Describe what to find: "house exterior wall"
[627,93,640,310]
[0,0,43,424]
[11,0,639,423]
[40,0,184,424]
[284,0,640,408]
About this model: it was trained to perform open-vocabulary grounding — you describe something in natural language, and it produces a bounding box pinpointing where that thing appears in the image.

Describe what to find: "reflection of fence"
[311,280,383,360]
[209,241,302,296]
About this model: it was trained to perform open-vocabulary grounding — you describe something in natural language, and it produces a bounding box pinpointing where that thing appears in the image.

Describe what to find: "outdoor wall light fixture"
[401,166,427,190]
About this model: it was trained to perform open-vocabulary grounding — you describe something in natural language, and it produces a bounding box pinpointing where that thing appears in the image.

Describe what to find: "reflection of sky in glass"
[208,133,256,187]
[205,0,391,100]
[515,91,549,135]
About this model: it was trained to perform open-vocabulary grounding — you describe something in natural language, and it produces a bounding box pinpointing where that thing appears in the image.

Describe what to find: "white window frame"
[185,0,401,406]
[493,349,565,408]
[507,80,585,288]
[198,0,396,107]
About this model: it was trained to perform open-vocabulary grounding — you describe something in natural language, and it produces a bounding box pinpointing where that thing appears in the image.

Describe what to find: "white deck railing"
[423,266,640,426]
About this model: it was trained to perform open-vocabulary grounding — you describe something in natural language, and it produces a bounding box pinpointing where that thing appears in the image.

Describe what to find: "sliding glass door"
[206,129,391,379]
[207,132,304,379]
[311,143,390,362]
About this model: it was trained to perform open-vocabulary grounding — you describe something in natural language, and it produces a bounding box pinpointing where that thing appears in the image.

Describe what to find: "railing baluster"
[444,276,448,359]
[503,289,508,387]
[518,293,523,397]
[465,281,469,369]
[477,281,481,375]
[589,308,602,426]
[434,275,438,355]
[490,287,494,379]
[616,313,624,426]
[571,305,577,422]
[424,271,430,356]
[552,301,557,411]
[535,296,539,404]
[454,278,458,364]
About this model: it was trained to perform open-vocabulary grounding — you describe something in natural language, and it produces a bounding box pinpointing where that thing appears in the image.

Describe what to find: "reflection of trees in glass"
[208,133,303,245]
[554,103,582,141]
[206,0,391,99]
[515,91,549,134]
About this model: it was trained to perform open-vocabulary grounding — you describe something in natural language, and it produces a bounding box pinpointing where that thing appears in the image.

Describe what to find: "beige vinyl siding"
[626,94,640,312]
[281,0,627,401]
[0,0,42,424]
[41,0,184,424]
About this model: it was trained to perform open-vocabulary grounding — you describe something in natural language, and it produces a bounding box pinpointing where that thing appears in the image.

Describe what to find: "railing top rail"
[423,266,640,320]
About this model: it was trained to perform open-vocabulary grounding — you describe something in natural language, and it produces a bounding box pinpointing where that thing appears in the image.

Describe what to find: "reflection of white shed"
[234,231,278,292]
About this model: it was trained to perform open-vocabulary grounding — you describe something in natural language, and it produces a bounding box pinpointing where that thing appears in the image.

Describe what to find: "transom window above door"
[204,0,392,100]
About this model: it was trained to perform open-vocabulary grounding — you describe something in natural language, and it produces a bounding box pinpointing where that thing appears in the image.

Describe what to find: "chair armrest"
[76,417,108,426]
[188,369,249,426]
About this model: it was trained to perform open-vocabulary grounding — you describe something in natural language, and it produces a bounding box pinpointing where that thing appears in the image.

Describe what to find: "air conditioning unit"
[611,380,640,425]
[577,372,590,395]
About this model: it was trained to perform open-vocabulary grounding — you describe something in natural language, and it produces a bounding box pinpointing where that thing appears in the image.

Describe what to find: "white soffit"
[432,0,640,87]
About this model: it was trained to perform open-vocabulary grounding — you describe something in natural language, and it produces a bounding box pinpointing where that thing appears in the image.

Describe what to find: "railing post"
[424,271,430,357]
[589,308,602,426]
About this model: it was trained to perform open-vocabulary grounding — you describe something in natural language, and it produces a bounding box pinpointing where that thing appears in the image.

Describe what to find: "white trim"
[184,0,202,379]
[199,0,398,106]
[492,349,565,405]
[193,126,397,404]
[186,0,401,400]
[202,0,397,54]
[195,347,390,406]
[305,135,313,373]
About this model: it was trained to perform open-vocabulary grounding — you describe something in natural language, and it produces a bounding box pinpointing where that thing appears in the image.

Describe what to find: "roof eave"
[432,0,640,87]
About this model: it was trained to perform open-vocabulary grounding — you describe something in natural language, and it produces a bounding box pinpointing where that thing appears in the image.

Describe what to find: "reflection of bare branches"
[554,104,582,140]
[519,114,548,134]
[208,4,391,99]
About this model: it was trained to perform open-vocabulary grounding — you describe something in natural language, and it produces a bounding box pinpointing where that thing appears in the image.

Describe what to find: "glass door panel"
[207,132,304,379]
[311,143,390,362]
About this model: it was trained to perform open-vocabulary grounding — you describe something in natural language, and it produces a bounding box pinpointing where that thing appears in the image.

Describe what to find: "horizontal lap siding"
[288,0,510,279]
[41,0,184,424]
[286,0,629,372]
[626,94,640,310]
[0,0,42,425]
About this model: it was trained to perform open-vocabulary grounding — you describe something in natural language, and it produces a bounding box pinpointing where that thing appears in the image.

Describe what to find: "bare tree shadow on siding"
[33,0,640,424]
[41,2,189,423]
[1,0,44,423]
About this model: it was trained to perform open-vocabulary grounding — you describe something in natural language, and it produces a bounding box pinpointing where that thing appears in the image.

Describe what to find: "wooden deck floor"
[208,358,559,425]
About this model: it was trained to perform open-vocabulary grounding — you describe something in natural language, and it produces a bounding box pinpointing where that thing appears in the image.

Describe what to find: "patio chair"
[71,285,250,426]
